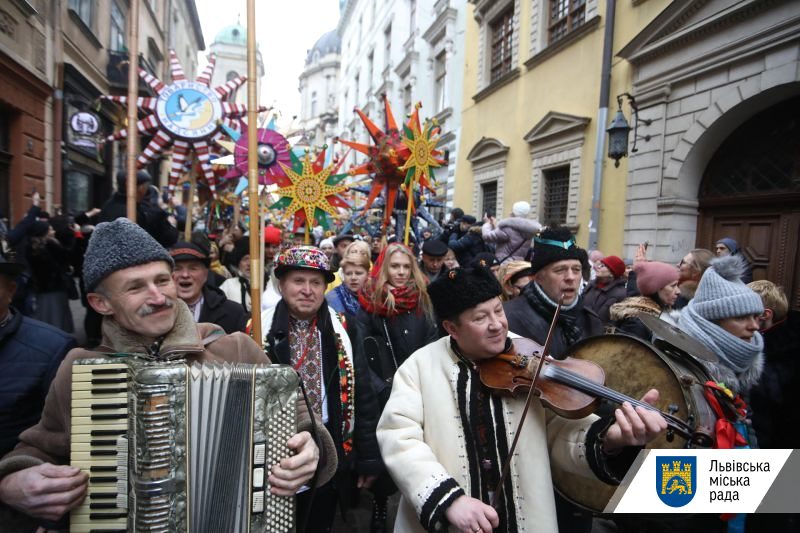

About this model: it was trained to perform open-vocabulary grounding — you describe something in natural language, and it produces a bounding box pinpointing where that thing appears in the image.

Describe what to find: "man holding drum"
[376,266,667,533]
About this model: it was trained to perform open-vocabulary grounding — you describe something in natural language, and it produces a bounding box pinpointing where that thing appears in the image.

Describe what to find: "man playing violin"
[376,266,667,533]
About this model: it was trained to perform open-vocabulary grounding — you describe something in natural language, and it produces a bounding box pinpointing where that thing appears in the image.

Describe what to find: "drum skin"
[550,334,716,513]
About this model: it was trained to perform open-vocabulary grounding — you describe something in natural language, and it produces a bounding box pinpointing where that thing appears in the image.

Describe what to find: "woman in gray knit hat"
[678,254,764,396]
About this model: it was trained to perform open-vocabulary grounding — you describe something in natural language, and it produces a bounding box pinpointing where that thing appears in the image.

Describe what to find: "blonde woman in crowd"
[353,242,439,532]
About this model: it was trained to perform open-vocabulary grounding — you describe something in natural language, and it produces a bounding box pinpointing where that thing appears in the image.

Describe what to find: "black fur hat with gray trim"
[83,218,174,292]
[428,267,502,322]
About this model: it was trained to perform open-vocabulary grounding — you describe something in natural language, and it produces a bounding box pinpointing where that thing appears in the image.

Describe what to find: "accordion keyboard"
[70,361,129,533]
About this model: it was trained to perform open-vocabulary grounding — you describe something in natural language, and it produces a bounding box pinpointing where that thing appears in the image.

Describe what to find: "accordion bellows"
[70,358,298,532]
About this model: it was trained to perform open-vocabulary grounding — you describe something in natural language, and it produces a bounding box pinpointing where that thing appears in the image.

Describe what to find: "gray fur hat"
[83,218,174,291]
[690,255,762,321]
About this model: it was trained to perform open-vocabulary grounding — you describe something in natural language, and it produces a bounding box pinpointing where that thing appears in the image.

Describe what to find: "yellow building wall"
[455,0,671,257]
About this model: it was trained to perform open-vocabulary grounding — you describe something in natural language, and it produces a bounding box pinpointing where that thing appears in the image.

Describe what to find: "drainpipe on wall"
[588,0,616,251]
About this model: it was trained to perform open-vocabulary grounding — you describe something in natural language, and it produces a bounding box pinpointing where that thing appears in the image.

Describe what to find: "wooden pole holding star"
[246,0,262,343]
[125,0,140,221]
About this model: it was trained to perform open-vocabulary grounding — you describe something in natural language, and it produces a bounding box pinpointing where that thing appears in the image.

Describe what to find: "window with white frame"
[434,51,447,113]
[311,91,317,117]
[367,52,374,90]
[528,0,598,58]
[384,24,392,68]
[403,83,413,115]
[110,1,125,51]
[548,0,586,43]
[69,0,93,28]
[472,0,519,91]
[490,8,514,83]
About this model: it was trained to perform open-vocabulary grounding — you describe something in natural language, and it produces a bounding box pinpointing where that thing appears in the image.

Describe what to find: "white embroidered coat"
[377,336,600,532]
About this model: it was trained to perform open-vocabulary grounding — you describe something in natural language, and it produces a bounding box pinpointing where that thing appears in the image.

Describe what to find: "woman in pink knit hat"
[609,260,681,340]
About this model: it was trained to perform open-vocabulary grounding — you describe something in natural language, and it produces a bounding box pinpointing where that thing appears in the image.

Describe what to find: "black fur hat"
[428,267,502,322]
[530,227,583,274]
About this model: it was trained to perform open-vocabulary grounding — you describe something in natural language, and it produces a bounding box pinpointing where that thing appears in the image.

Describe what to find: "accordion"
[69,358,298,532]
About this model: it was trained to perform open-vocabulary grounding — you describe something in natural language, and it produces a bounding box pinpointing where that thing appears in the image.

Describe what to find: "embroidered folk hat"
[428,267,503,322]
[274,245,335,283]
[83,217,174,291]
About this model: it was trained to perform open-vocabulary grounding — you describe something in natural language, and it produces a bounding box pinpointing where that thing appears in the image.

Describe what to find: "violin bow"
[490,295,563,509]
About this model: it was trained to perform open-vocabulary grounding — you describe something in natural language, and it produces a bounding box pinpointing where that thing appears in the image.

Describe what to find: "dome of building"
[305,30,340,64]
[214,22,247,47]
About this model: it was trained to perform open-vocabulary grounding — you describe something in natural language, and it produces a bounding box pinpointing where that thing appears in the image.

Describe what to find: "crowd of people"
[0,180,797,533]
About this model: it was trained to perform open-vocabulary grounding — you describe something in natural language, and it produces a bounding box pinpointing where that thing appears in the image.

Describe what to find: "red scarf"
[358,243,421,317]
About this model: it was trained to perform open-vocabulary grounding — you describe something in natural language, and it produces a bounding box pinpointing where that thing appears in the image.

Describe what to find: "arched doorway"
[697,96,800,309]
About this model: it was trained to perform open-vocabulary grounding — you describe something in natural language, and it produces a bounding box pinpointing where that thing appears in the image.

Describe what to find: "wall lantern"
[607,92,651,167]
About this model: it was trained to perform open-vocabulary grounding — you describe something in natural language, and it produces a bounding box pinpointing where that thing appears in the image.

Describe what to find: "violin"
[475,337,695,441]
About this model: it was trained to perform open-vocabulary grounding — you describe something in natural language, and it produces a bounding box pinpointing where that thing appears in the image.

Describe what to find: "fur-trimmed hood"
[609,296,662,322]
[497,216,542,235]
[703,352,765,396]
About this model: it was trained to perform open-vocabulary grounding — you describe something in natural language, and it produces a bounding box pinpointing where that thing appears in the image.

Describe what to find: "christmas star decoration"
[400,103,445,196]
[339,96,445,228]
[103,50,266,193]
[270,147,350,240]
[216,117,292,188]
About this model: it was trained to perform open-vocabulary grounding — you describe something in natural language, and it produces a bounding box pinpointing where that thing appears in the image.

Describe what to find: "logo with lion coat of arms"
[657,456,697,507]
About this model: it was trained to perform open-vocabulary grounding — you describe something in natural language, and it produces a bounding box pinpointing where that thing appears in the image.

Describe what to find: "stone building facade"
[619,0,800,307]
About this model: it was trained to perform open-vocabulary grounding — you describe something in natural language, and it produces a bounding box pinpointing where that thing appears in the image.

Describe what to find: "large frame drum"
[550,334,716,512]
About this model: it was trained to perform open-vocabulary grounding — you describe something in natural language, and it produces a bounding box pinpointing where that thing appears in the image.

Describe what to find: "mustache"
[137,297,176,317]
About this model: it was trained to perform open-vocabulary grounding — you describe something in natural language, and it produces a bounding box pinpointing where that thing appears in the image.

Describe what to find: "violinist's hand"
[445,495,499,533]
[602,389,667,453]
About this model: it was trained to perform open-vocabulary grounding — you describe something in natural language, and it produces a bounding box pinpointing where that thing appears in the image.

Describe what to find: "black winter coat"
[448,230,490,268]
[503,289,604,358]
[98,193,178,248]
[0,310,76,456]
[25,239,73,294]
[581,277,628,325]
[749,310,800,449]
[352,309,439,406]
[264,301,382,508]
[198,285,248,334]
